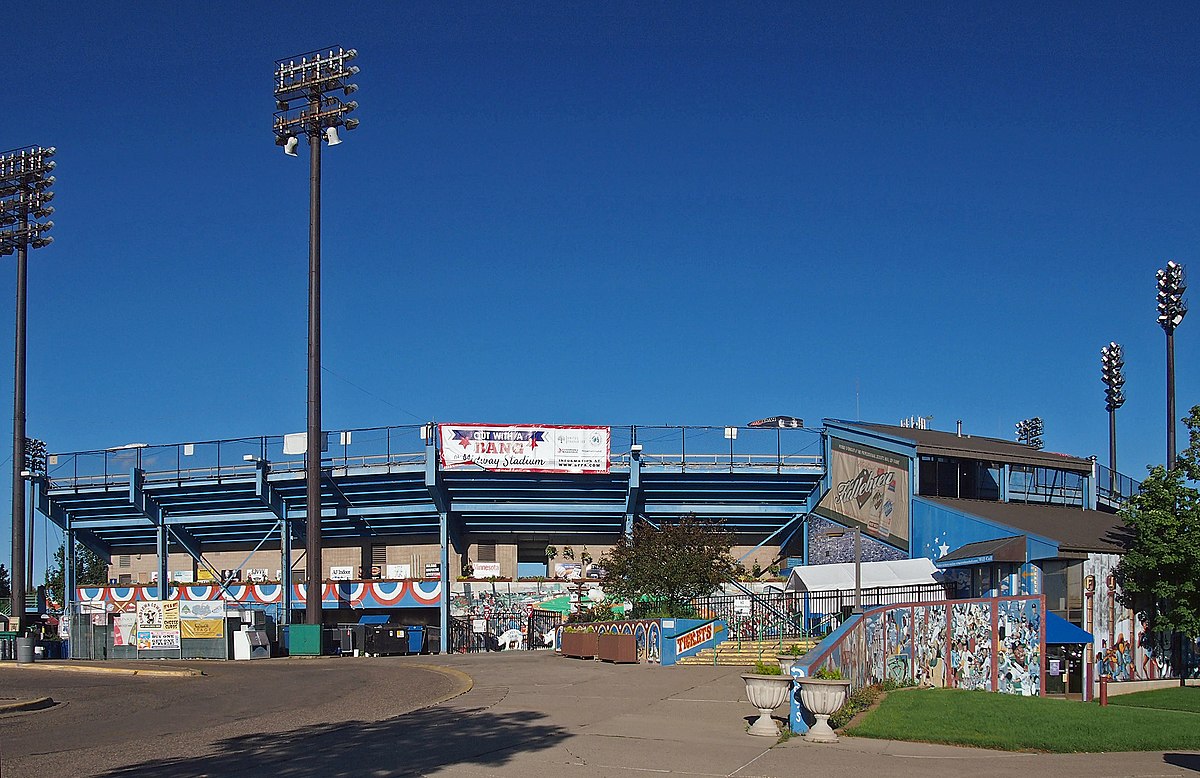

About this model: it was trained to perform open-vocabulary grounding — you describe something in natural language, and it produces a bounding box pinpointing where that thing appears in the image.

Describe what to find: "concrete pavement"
[1,651,1197,776]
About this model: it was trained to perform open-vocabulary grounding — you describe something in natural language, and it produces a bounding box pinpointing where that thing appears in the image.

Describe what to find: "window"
[371,545,387,566]
[118,555,131,568]
[477,543,497,563]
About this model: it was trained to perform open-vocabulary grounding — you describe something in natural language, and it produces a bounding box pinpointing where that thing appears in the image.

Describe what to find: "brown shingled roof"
[834,421,1094,473]
[922,497,1129,554]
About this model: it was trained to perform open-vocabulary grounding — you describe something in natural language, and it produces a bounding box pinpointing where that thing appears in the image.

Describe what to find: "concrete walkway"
[2,651,1198,776]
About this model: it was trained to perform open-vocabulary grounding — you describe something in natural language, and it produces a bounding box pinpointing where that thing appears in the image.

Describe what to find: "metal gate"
[527,610,562,649]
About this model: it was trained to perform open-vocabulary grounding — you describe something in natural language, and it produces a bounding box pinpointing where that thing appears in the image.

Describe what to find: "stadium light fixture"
[1015,417,1044,450]
[1100,342,1125,491]
[272,47,360,629]
[1156,261,1187,470]
[0,146,56,633]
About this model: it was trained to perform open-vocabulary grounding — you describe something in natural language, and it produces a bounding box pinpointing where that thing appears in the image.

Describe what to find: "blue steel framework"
[40,424,823,653]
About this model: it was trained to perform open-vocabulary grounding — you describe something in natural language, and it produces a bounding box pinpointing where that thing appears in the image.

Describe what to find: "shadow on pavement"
[1164,753,1200,773]
[98,702,569,777]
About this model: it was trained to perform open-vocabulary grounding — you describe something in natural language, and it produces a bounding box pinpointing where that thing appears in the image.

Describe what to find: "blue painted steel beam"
[624,448,642,536]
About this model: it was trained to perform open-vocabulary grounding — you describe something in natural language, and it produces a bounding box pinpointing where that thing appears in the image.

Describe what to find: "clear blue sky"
[3,2,1197,581]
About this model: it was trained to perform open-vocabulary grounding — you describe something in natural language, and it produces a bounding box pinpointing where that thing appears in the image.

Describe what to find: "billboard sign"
[815,438,911,551]
[439,424,610,474]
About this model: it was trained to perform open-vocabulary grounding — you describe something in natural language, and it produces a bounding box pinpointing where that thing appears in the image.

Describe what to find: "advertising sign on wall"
[113,612,137,646]
[329,566,355,581]
[472,562,501,578]
[386,564,411,579]
[137,630,181,650]
[439,424,610,473]
[815,438,911,551]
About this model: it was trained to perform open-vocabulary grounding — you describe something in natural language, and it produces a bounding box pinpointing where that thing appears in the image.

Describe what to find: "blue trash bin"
[406,626,425,654]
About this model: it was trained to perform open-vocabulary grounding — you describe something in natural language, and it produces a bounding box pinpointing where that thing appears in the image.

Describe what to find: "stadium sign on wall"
[815,438,911,551]
[439,424,610,474]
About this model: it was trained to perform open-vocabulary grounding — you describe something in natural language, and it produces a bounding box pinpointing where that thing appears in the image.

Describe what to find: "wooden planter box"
[597,632,638,664]
[561,630,599,659]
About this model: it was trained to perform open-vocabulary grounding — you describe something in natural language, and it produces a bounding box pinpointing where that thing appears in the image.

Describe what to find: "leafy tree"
[1115,405,1200,685]
[599,514,738,617]
[0,562,10,599]
[45,543,110,610]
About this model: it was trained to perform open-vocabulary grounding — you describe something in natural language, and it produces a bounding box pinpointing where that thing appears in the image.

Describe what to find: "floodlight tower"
[273,48,359,628]
[1100,342,1125,491]
[0,146,55,633]
[1156,261,1187,471]
[1015,417,1044,450]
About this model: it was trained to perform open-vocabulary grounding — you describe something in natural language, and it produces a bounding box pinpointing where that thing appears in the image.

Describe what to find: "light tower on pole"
[1015,417,1044,450]
[273,48,359,628]
[1156,261,1187,471]
[1100,342,1125,492]
[0,146,55,633]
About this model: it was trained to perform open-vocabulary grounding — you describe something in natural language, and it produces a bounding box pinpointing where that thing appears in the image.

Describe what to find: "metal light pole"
[1015,417,1044,450]
[273,48,359,628]
[1156,261,1187,471]
[1100,343,1125,492]
[22,438,46,591]
[0,147,55,634]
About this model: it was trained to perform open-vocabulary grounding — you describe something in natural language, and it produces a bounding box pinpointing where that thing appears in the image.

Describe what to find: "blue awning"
[1045,612,1092,644]
[357,615,392,625]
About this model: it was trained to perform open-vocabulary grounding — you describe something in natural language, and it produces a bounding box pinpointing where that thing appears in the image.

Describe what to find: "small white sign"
[473,562,501,578]
[471,618,488,634]
[734,598,752,616]
[386,564,411,579]
[329,566,355,581]
[246,568,268,582]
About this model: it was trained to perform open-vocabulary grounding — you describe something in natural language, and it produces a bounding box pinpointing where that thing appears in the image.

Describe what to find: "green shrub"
[782,643,807,656]
[828,683,883,729]
[812,667,844,680]
[753,660,783,675]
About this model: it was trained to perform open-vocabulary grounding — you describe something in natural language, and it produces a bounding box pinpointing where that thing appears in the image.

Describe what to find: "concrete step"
[676,637,821,666]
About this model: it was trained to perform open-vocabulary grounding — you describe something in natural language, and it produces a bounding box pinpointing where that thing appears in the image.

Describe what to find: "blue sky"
[3,3,1197,579]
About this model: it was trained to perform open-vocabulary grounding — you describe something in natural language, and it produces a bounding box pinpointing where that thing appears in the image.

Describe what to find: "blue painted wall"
[911,497,1059,564]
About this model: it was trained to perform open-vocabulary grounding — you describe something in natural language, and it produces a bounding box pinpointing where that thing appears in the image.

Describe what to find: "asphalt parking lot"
[2,652,1199,777]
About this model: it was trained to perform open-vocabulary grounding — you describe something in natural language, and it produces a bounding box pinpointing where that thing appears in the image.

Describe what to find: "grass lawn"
[1109,686,1200,714]
[847,688,1200,752]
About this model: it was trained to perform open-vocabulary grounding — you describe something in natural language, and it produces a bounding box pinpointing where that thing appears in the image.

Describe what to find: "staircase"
[676,637,821,667]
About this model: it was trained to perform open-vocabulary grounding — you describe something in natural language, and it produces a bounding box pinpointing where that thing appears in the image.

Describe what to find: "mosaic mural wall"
[1082,553,1200,682]
[807,515,907,565]
[553,619,663,663]
[949,600,992,691]
[996,598,1041,696]
[913,604,947,687]
[798,595,1044,696]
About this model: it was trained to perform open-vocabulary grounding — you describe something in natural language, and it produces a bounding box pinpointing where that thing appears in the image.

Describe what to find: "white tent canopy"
[784,558,940,593]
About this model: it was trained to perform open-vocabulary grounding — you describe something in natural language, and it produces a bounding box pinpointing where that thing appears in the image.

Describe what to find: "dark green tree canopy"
[45,543,110,609]
[599,514,738,617]
[1115,405,1200,641]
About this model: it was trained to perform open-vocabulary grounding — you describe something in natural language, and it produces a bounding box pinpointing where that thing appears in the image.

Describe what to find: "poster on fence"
[439,424,610,473]
[137,600,180,631]
[179,601,225,639]
[137,630,181,650]
[113,612,137,647]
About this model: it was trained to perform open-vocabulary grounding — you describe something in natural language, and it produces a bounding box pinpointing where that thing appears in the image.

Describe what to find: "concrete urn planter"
[740,674,793,737]
[797,678,851,743]
[776,654,803,675]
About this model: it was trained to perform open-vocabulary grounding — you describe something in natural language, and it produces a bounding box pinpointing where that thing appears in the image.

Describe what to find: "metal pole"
[11,225,27,633]
[304,122,323,628]
[1108,407,1117,493]
[853,527,862,614]
[26,476,34,589]
[1166,329,1177,471]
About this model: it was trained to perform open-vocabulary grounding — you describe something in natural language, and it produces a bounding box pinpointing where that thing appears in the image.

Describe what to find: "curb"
[0,696,55,714]
[0,662,204,678]
[408,663,475,706]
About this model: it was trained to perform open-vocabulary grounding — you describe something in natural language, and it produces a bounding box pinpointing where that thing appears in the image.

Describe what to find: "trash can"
[16,637,35,664]
[406,625,426,654]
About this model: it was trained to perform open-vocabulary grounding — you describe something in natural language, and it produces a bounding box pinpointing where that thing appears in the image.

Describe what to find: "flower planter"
[797,677,851,743]
[777,654,803,675]
[597,632,638,663]
[741,673,793,737]
[560,630,599,659]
